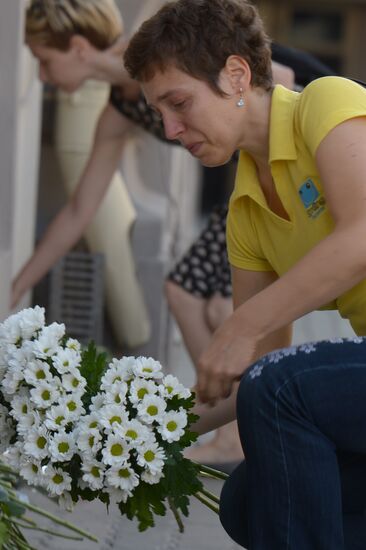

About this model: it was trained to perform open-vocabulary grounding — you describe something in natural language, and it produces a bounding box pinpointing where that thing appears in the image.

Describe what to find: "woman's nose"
[163,116,184,141]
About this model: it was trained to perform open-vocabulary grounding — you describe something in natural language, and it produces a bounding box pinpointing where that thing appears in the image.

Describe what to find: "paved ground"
[22,310,354,550]
[24,478,240,550]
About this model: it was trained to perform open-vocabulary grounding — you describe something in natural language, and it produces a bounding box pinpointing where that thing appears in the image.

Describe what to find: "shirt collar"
[269,84,299,162]
[231,85,299,202]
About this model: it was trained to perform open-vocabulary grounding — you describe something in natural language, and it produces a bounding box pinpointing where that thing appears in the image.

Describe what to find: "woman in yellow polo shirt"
[125,0,366,547]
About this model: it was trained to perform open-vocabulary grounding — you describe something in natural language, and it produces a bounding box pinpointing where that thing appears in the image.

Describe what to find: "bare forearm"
[12,133,125,305]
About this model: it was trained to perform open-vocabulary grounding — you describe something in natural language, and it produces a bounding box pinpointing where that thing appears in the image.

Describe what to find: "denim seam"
[273,362,366,550]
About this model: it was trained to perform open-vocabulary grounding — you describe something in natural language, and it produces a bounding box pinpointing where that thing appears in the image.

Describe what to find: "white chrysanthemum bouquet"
[0,307,225,533]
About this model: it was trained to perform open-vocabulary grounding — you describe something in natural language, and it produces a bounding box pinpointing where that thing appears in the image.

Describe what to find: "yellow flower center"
[58,442,70,454]
[144,450,155,462]
[36,370,46,380]
[37,436,47,449]
[53,474,64,485]
[91,466,100,478]
[126,429,138,440]
[119,468,130,478]
[147,405,158,416]
[167,421,178,432]
[137,388,148,399]
[109,415,122,425]
[41,390,51,401]
[111,443,124,456]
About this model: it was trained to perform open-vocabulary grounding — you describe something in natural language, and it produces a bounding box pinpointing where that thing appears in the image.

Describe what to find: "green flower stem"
[7,494,98,542]
[194,491,219,514]
[199,487,220,505]
[10,520,84,541]
[167,497,184,533]
[197,463,229,481]
[5,525,35,550]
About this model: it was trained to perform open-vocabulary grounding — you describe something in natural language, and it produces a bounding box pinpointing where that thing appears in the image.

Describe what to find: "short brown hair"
[124,0,273,95]
[25,0,123,51]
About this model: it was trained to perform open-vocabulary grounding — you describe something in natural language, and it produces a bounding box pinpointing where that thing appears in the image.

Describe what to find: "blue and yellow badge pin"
[298,178,326,219]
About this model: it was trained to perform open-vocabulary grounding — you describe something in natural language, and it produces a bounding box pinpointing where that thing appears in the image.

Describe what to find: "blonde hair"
[25,0,123,51]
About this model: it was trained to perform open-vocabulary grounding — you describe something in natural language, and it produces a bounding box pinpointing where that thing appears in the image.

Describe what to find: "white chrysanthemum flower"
[141,469,164,485]
[58,395,85,420]
[30,382,60,409]
[52,348,81,374]
[8,341,35,370]
[24,426,49,459]
[129,378,158,405]
[78,411,100,431]
[49,430,76,462]
[102,434,131,467]
[0,420,15,453]
[81,459,105,491]
[16,410,41,436]
[107,357,136,383]
[20,459,44,487]
[100,361,133,390]
[99,404,128,432]
[58,491,74,512]
[65,338,81,352]
[106,487,131,504]
[33,323,65,359]
[89,393,105,412]
[103,381,128,406]
[137,441,166,474]
[122,419,150,447]
[106,463,139,493]
[136,394,167,424]
[18,306,45,340]
[77,428,102,456]
[2,443,23,470]
[157,409,188,443]
[23,359,53,386]
[45,465,72,496]
[61,369,87,393]
[44,404,72,431]
[10,392,33,420]
[159,374,191,400]
[133,357,164,379]
[1,366,24,395]
[0,311,22,345]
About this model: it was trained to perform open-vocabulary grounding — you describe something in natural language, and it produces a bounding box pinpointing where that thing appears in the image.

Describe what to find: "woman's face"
[142,65,244,167]
[29,43,90,93]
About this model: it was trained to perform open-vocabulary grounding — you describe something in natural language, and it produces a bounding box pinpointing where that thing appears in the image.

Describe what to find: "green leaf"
[0,487,9,503]
[0,519,9,546]
[79,342,108,406]
[162,459,203,518]
[118,482,167,532]
[2,500,25,518]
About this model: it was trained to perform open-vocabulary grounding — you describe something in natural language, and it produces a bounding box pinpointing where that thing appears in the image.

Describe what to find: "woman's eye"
[173,101,186,110]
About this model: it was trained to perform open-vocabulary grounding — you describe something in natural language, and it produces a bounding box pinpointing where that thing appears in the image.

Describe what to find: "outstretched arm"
[11,104,132,308]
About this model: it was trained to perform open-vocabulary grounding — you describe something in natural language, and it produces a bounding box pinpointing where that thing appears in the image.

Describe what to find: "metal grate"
[48,251,105,345]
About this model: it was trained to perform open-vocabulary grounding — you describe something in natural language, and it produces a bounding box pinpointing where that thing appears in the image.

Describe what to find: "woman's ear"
[223,55,251,93]
[69,35,93,60]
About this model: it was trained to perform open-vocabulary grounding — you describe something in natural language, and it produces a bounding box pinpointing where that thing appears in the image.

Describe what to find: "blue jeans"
[219,337,366,549]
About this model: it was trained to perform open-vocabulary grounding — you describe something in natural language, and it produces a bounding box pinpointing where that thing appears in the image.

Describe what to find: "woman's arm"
[192,269,292,432]
[197,117,366,403]
[11,104,132,307]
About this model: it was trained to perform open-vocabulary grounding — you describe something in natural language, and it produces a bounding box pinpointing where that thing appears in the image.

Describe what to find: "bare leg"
[165,281,243,464]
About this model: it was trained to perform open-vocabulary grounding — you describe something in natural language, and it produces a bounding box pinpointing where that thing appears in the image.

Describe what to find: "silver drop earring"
[237,87,245,108]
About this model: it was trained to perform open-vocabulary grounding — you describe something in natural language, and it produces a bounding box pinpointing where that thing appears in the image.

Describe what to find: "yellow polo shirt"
[227,76,366,334]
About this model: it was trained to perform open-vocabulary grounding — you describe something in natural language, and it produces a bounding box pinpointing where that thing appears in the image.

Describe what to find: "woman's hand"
[196,312,259,404]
